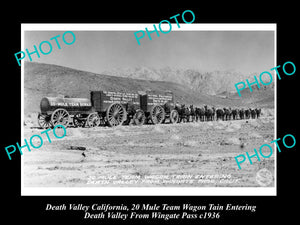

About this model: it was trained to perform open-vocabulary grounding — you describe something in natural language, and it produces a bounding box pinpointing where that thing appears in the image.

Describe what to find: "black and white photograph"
[1,5,298,224]
[21,24,276,195]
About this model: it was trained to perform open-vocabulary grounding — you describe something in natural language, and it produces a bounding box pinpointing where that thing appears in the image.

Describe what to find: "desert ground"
[23,110,275,188]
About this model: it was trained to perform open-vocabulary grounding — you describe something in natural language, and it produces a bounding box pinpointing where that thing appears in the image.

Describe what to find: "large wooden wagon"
[37,97,93,128]
[37,90,140,128]
[90,90,140,127]
[37,90,179,128]
[139,91,179,125]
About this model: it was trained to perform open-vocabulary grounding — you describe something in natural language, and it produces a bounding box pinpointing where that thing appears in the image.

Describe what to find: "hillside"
[229,85,275,108]
[24,62,274,116]
[101,66,275,96]
[24,62,208,115]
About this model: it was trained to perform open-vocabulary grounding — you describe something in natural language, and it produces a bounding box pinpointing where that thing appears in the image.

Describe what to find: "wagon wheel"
[106,103,127,127]
[73,114,86,128]
[51,108,70,127]
[150,105,165,124]
[37,113,52,129]
[86,112,100,127]
[133,109,146,126]
[170,109,179,124]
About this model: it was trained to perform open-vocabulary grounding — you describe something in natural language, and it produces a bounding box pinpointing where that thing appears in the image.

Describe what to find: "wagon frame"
[37,90,179,128]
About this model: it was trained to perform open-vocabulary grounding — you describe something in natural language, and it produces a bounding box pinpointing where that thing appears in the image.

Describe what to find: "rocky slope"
[24,62,274,116]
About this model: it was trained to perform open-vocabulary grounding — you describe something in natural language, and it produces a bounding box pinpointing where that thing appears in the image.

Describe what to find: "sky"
[24,28,275,75]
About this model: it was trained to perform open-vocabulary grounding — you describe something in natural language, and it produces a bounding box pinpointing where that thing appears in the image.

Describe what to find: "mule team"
[174,104,261,123]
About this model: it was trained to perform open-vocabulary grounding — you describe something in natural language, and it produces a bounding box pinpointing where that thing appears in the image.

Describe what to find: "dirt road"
[23,115,275,188]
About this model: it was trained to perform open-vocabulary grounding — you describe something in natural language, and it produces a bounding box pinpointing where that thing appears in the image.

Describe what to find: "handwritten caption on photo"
[86,174,238,185]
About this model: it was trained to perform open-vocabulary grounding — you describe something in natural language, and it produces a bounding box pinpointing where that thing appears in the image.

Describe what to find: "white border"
[21,23,276,31]
[21,23,277,196]
[23,187,275,196]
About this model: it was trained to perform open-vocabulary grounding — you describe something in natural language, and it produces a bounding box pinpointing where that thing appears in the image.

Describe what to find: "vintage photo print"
[21,24,276,196]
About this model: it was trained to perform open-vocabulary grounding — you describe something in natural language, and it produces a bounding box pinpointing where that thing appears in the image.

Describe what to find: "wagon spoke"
[38,113,53,129]
[170,110,179,123]
[86,112,100,127]
[133,109,145,126]
[106,103,126,127]
[150,105,165,125]
[110,116,118,126]
[51,108,70,127]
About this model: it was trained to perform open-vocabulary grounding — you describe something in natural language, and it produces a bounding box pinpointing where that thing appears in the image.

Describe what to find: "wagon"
[37,91,139,128]
[139,91,179,125]
[90,90,179,126]
[37,90,179,128]
[37,97,93,128]
[90,90,140,127]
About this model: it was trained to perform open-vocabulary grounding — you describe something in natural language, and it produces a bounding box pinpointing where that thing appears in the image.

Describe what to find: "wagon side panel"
[148,93,174,108]
[90,91,103,112]
[40,97,92,115]
[140,94,149,112]
[94,91,140,112]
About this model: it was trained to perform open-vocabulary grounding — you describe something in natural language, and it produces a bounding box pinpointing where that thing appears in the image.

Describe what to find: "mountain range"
[24,62,274,116]
[101,66,274,96]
